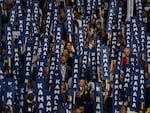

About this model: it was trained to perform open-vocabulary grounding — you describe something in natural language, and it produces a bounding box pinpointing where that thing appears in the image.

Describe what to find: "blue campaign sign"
[0,62,4,80]
[90,48,98,81]
[52,70,62,112]
[130,67,140,112]
[131,17,140,45]
[48,54,57,88]
[116,6,122,30]
[9,8,16,26]
[139,67,145,103]
[139,23,146,53]
[52,7,59,34]
[77,27,85,56]
[66,7,73,35]
[125,21,132,48]
[135,0,143,22]
[146,34,150,64]
[106,1,116,32]
[85,0,92,16]
[18,83,26,113]
[116,49,123,71]
[100,46,110,80]
[0,0,4,3]
[33,33,40,56]
[33,1,39,23]
[96,35,101,66]
[35,73,47,113]
[24,40,34,80]
[72,56,80,90]
[5,24,14,57]
[18,17,25,35]
[122,64,132,100]
[42,35,50,61]
[45,90,53,112]
[110,30,118,59]
[94,82,103,113]
[80,48,89,78]
[3,85,15,107]
[112,69,121,110]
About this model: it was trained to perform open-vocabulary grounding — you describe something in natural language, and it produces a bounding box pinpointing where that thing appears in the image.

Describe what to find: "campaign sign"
[9,8,16,26]
[85,0,92,16]
[72,56,80,90]
[122,64,132,100]
[5,24,14,57]
[18,17,25,34]
[18,83,26,113]
[106,1,115,32]
[45,91,52,112]
[31,21,38,36]
[94,82,103,113]
[110,30,118,59]
[116,49,123,71]
[80,48,89,78]
[25,7,32,38]
[77,27,84,56]
[0,62,4,80]
[81,18,88,35]
[131,37,140,66]
[35,79,46,113]
[112,69,121,110]
[90,48,98,81]
[12,45,20,105]
[33,1,39,23]
[52,7,58,34]
[139,67,145,103]
[125,21,131,48]
[129,55,136,67]
[0,0,4,3]
[16,0,23,18]
[66,89,74,112]
[139,23,146,53]
[54,25,62,63]
[100,46,110,80]
[97,0,102,7]
[35,58,47,113]
[96,35,101,66]
[48,54,56,88]
[66,7,73,35]
[42,35,50,61]
[135,0,143,22]
[3,86,15,107]
[33,34,40,56]
[92,0,97,11]
[131,17,140,45]
[117,6,122,30]
[24,40,34,80]
[52,70,62,112]
[45,4,52,36]
[76,0,84,7]
[146,34,150,64]
[130,67,140,112]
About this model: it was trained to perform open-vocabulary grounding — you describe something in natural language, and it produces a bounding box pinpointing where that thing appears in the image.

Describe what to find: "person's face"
[79,79,85,88]
[61,56,66,64]
[119,106,127,113]
[74,108,81,113]
[63,49,68,56]
[124,48,131,57]
[67,43,72,51]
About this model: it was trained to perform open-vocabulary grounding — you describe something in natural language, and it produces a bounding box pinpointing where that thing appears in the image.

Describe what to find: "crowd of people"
[0,0,150,113]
